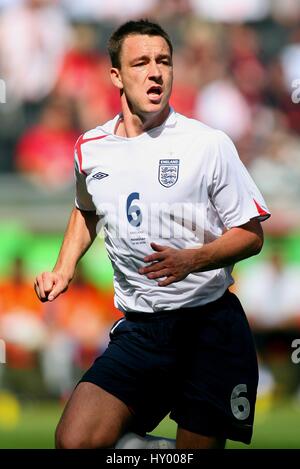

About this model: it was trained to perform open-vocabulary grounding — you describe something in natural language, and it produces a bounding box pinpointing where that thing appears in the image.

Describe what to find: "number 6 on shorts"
[230,384,250,420]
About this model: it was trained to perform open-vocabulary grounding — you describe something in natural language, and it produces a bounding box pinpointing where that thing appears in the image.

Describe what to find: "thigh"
[56,382,133,448]
[171,292,258,445]
[79,317,177,435]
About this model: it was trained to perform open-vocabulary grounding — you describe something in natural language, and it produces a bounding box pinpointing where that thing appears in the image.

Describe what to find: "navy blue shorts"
[79,290,258,444]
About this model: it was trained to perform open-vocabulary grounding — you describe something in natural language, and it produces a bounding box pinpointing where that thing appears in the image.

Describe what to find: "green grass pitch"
[0,398,299,449]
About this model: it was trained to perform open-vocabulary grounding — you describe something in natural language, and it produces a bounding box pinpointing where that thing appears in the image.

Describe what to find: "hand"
[34,271,69,302]
[138,242,197,287]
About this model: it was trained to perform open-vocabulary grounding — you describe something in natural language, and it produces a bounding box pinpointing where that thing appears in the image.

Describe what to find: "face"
[111,34,173,117]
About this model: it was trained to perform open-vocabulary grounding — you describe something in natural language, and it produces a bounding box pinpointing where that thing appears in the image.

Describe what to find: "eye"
[158,59,171,66]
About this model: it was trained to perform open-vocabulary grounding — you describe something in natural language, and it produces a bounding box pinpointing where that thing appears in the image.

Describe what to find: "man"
[34,20,270,449]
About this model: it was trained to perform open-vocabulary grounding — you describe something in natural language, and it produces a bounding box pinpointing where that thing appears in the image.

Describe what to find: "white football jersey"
[75,108,270,313]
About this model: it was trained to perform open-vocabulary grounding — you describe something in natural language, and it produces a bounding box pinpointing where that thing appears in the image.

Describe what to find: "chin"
[144,101,167,114]
[146,105,163,114]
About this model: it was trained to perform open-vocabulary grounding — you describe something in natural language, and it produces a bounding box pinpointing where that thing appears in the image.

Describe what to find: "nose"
[148,60,162,80]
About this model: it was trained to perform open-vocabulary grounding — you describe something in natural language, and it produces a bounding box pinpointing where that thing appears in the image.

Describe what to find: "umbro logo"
[92,172,109,180]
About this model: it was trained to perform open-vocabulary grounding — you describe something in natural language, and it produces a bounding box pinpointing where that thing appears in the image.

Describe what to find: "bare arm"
[34,207,98,301]
[139,218,264,287]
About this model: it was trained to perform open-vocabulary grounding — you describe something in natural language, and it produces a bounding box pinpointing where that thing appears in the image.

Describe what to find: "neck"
[116,97,170,138]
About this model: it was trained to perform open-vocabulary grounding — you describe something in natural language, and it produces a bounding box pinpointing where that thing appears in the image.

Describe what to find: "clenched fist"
[34,271,69,302]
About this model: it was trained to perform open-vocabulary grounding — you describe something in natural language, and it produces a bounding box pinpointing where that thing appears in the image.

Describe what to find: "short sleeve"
[208,131,270,229]
[74,138,95,212]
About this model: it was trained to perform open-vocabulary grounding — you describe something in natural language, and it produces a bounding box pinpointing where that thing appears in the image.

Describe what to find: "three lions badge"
[158,159,179,188]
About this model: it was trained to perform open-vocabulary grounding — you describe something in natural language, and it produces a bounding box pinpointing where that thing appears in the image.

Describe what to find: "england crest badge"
[158,159,179,188]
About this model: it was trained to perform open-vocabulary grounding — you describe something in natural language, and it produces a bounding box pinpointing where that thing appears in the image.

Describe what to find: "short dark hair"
[108,19,173,69]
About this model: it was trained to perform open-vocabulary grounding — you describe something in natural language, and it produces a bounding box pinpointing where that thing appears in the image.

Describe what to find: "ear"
[110,67,123,90]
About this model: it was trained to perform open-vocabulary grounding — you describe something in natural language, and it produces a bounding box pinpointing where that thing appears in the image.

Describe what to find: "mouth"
[147,85,163,102]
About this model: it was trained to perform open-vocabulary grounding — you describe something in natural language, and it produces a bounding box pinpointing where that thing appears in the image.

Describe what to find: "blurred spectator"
[228,25,267,107]
[190,0,271,22]
[62,0,158,23]
[15,95,79,189]
[40,326,76,399]
[0,257,43,320]
[50,267,120,351]
[169,51,198,117]
[0,0,20,10]
[0,0,71,173]
[0,0,70,105]
[0,254,120,398]
[179,20,225,89]
[55,22,119,130]
[275,27,300,133]
[237,250,300,330]
[195,79,252,141]
[151,0,192,22]
[236,247,300,395]
[0,101,26,172]
[271,0,300,25]
[280,39,300,90]
[248,130,300,225]
[0,257,46,369]
[40,266,121,398]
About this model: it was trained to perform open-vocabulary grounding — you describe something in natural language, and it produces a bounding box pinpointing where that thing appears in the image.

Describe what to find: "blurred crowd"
[0,0,299,219]
[1,0,300,401]
[0,256,122,399]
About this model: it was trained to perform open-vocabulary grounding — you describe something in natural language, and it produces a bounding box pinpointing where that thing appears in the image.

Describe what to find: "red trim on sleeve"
[253,199,269,217]
[75,134,85,175]
[75,134,108,175]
